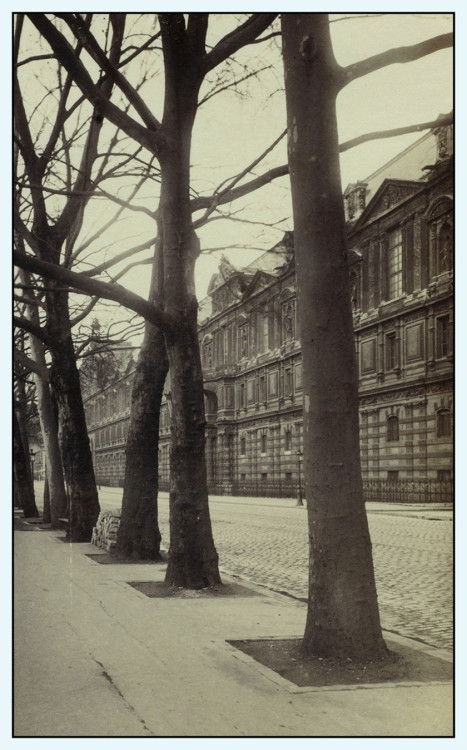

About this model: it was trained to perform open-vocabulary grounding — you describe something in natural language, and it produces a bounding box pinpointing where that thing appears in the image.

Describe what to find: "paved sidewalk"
[14,519,453,738]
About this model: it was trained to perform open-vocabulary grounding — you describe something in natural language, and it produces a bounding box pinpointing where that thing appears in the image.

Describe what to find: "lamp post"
[296,450,304,507]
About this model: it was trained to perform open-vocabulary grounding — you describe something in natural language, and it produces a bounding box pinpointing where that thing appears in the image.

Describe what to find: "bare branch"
[13,250,171,333]
[339,114,453,153]
[27,14,163,155]
[201,14,278,75]
[13,315,53,347]
[338,32,453,89]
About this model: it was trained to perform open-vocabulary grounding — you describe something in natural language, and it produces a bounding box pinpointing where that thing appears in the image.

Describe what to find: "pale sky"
[11,10,454,304]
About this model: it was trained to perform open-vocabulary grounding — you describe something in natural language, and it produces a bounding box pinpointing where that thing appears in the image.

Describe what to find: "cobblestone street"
[155,497,453,651]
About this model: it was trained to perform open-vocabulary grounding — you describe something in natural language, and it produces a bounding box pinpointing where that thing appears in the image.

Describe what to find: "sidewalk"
[14,516,453,738]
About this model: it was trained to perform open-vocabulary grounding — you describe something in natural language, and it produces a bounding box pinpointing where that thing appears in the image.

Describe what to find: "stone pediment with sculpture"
[357,179,422,226]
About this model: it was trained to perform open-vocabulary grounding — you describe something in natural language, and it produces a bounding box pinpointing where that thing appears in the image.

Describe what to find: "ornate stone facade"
[84,121,453,497]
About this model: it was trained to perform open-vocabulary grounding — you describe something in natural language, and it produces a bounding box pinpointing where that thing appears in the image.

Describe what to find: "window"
[239,383,245,408]
[259,375,266,402]
[240,436,246,455]
[285,367,293,396]
[285,429,292,452]
[295,363,302,390]
[262,313,269,352]
[387,471,399,483]
[436,409,451,438]
[261,473,267,482]
[387,228,403,299]
[387,415,399,442]
[285,472,293,483]
[386,332,398,371]
[261,434,267,454]
[436,316,450,358]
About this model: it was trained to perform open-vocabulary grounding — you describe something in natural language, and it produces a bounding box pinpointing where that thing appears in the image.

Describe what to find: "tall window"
[436,409,451,438]
[240,436,246,455]
[239,382,245,408]
[261,434,267,454]
[387,228,403,299]
[285,367,293,396]
[436,315,450,358]
[259,375,266,402]
[262,313,269,352]
[386,332,398,370]
[387,415,399,442]
[285,429,292,452]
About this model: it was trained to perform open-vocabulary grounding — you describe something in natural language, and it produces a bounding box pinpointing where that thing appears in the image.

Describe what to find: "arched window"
[436,409,451,438]
[285,429,292,452]
[387,415,399,442]
[261,434,267,454]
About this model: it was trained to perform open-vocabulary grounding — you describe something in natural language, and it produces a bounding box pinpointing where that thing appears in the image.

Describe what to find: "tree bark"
[13,409,39,518]
[158,20,220,587]
[22,271,67,527]
[282,13,387,660]
[45,282,100,541]
[116,238,169,559]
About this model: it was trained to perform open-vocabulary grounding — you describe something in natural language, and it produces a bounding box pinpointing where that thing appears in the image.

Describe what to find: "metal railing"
[363,479,453,504]
[96,475,453,504]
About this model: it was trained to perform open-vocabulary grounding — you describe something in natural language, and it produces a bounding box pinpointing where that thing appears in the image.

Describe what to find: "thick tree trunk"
[164,311,221,587]
[46,285,100,541]
[116,319,168,559]
[13,409,39,518]
[282,14,386,660]
[117,234,169,559]
[157,43,221,586]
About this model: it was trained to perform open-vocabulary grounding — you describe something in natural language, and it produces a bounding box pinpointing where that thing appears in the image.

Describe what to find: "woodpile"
[91,509,121,552]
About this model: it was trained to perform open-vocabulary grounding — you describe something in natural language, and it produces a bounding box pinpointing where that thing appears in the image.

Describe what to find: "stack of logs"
[91,509,121,552]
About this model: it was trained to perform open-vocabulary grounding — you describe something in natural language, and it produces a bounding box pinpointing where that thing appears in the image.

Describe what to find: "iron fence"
[96,475,453,504]
[363,479,453,504]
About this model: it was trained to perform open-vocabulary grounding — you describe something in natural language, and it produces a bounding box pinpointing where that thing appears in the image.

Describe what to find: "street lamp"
[296,450,304,507]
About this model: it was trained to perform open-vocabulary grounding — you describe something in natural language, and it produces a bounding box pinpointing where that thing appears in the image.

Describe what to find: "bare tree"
[14,14,158,540]
[281,12,452,659]
[24,12,278,585]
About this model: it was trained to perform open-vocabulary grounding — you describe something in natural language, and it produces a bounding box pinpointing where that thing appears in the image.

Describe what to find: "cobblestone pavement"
[155,498,453,651]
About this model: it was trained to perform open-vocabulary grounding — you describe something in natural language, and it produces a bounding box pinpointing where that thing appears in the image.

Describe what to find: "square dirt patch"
[86,552,166,565]
[227,638,452,688]
[127,581,261,598]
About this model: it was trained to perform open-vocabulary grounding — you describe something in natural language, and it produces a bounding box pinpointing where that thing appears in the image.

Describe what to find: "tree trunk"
[164,310,220,587]
[46,284,100,541]
[13,409,39,518]
[158,41,221,586]
[42,473,51,524]
[23,278,67,527]
[282,13,387,660]
[116,241,169,558]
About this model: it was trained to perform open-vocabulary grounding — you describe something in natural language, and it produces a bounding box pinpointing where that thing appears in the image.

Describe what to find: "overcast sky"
[10,9,454,303]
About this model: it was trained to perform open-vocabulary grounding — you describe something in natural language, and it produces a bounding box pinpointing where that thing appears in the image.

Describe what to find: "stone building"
[84,119,453,501]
